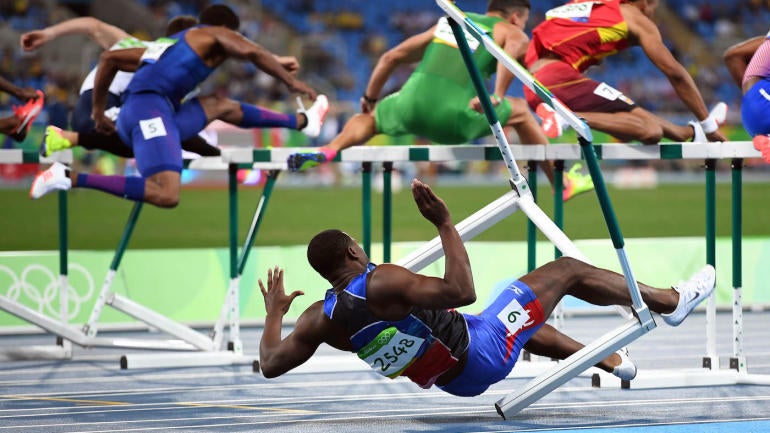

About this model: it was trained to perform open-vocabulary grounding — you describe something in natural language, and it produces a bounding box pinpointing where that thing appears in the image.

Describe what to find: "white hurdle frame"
[84,154,285,369]
[0,149,75,360]
[0,149,280,368]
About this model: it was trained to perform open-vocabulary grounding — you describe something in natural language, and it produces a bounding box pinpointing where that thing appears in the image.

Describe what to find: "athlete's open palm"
[259,266,304,316]
[411,179,450,228]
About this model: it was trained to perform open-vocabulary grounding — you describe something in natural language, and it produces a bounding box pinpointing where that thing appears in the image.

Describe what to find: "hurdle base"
[0,344,72,361]
[592,368,770,389]
[120,351,256,370]
[495,316,651,419]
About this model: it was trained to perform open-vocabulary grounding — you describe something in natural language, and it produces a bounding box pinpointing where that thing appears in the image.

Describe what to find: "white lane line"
[2,393,770,431]
[49,414,770,433]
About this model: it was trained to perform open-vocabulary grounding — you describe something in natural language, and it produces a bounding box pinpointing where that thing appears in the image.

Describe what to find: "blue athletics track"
[1,310,769,432]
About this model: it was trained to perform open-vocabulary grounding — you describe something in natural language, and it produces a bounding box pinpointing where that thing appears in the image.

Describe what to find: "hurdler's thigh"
[556,79,637,113]
[119,93,182,177]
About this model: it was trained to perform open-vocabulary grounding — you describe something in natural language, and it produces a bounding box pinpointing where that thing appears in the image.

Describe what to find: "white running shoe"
[710,101,728,126]
[661,265,716,326]
[30,162,71,199]
[689,120,707,143]
[611,348,637,381]
[298,94,329,138]
[689,102,727,143]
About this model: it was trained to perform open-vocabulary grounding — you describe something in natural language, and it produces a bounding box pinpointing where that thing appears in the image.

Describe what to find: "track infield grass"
[2,180,768,251]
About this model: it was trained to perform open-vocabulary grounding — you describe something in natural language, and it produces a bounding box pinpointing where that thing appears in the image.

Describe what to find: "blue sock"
[239,103,296,129]
[76,174,145,201]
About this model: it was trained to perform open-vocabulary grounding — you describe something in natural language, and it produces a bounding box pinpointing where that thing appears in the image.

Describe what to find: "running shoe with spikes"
[661,265,716,327]
[611,348,637,381]
[752,134,770,163]
[297,94,329,138]
[287,151,326,172]
[690,102,728,143]
[536,102,566,139]
[30,161,72,199]
[563,163,594,201]
[39,125,74,157]
[710,101,728,126]
[11,90,44,138]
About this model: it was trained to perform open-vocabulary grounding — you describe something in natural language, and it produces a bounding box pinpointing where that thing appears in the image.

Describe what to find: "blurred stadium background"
[0,0,768,330]
[0,0,767,243]
[1,0,769,184]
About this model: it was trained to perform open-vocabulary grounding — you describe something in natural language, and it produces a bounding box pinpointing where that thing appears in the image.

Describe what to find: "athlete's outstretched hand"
[16,86,40,101]
[360,97,376,114]
[706,129,727,142]
[259,266,304,317]
[469,94,501,114]
[411,179,451,228]
[287,78,317,101]
[275,55,300,75]
[92,112,116,135]
[20,30,50,51]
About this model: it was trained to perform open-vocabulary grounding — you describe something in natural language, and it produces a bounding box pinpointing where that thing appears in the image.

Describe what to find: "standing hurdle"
[589,142,770,389]
[437,0,655,418]
[86,151,285,369]
[0,149,73,360]
[0,148,284,368]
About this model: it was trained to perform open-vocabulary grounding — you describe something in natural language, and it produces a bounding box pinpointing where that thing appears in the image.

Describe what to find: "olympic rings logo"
[0,264,95,320]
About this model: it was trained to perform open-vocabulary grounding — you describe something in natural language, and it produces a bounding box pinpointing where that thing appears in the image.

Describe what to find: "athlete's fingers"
[258,278,267,297]
[706,130,727,142]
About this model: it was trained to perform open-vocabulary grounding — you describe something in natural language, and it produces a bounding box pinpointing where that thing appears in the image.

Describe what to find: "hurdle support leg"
[496,317,650,418]
[703,158,719,369]
[362,162,373,257]
[0,185,73,360]
[211,168,280,353]
[120,163,263,368]
[83,201,143,338]
[383,162,394,263]
[730,158,746,372]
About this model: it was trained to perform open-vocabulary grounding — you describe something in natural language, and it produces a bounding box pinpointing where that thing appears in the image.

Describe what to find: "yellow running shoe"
[563,163,594,201]
[39,125,74,157]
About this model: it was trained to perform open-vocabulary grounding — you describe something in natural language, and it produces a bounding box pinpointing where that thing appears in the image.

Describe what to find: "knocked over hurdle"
[437,0,770,417]
[436,0,653,417]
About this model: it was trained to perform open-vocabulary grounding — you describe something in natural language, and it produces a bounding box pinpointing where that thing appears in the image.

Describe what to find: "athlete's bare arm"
[274,55,300,75]
[366,180,475,321]
[188,27,316,99]
[492,18,528,100]
[91,47,145,133]
[0,75,37,100]
[258,269,340,378]
[623,4,725,141]
[361,27,435,113]
[723,36,765,91]
[21,17,129,52]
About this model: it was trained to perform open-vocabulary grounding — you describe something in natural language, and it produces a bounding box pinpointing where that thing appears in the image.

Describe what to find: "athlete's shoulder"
[619,2,657,38]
